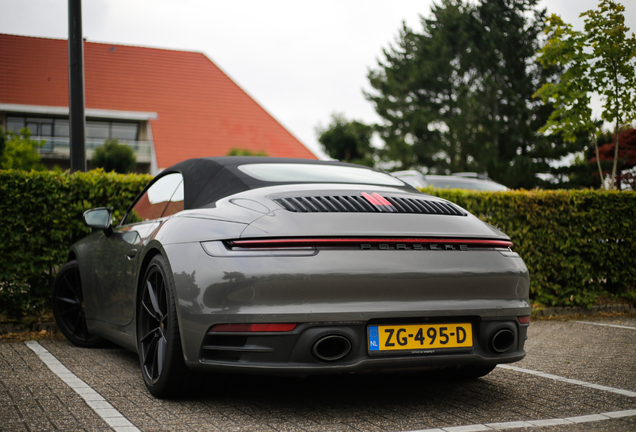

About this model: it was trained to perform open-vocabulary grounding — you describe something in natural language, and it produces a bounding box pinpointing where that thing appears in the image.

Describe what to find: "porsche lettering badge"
[360,243,469,251]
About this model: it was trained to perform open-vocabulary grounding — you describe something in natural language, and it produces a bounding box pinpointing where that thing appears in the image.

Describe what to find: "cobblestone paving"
[0,343,110,431]
[1,317,635,431]
[516,318,636,392]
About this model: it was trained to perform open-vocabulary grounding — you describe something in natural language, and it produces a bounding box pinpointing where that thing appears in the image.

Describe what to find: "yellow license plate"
[368,323,472,351]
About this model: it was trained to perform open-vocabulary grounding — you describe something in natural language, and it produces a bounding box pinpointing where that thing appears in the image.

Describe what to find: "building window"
[6,116,138,140]
[86,121,109,139]
[110,123,138,140]
[7,116,57,136]
[54,120,70,137]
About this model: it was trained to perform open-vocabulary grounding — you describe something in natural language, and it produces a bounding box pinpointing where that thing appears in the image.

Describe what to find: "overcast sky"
[1,0,634,158]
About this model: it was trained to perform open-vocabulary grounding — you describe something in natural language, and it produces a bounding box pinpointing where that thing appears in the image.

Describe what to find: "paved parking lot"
[1,316,635,432]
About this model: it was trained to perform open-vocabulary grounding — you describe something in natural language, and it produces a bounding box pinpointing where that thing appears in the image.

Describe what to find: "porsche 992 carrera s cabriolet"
[53,157,530,398]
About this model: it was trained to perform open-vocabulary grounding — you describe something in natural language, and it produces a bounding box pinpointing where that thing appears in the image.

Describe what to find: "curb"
[0,321,59,335]
[532,304,636,318]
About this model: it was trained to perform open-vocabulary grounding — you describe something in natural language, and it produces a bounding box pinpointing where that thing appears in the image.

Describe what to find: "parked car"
[53,157,529,398]
[392,170,508,191]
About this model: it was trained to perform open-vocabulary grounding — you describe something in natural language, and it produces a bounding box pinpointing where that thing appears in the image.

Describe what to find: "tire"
[137,255,199,398]
[52,260,105,348]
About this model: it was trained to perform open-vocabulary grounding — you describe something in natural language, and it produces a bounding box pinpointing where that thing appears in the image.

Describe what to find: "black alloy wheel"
[52,260,104,347]
[137,255,198,398]
[139,261,169,383]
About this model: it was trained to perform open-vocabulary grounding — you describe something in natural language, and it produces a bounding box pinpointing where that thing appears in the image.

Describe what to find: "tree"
[365,1,474,173]
[535,1,636,189]
[584,1,636,188]
[365,0,564,188]
[226,148,267,156]
[315,113,375,167]
[91,139,137,173]
[534,14,604,187]
[0,128,45,171]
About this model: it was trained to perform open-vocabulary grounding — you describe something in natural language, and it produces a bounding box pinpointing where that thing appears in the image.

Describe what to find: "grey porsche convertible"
[52,157,530,398]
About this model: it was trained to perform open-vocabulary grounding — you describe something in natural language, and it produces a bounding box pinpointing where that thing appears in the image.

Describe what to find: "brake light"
[209,323,297,332]
[518,316,530,324]
[229,238,513,248]
[361,192,396,212]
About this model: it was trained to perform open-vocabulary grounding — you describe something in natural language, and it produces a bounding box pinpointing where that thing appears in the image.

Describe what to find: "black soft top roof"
[149,157,412,210]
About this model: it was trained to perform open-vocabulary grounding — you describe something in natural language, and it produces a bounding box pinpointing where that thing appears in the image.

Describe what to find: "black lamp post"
[68,0,86,172]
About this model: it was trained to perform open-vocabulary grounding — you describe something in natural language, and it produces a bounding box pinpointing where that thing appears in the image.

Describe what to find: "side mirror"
[83,207,113,236]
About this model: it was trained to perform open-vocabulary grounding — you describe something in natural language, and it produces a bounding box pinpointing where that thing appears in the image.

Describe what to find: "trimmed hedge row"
[0,170,150,318]
[423,188,636,307]
[0,170,634,318]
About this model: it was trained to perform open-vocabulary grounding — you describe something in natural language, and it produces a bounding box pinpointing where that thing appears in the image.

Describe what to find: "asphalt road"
[1,316,635,432]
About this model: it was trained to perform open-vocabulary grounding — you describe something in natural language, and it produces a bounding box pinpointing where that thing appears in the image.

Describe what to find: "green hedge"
[0,170,150,319]
[423,188,636,307]
[1,170,634,318]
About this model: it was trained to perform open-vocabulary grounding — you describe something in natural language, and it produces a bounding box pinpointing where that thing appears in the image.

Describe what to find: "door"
[94,173,184,326]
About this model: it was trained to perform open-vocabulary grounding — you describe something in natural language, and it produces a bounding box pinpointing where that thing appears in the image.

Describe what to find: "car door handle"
[126,249,138,260]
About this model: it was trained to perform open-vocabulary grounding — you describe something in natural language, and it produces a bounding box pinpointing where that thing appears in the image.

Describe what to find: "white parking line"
[405,365,636,431]
[407,409,636,431]
[25,341,140,432]
[574,321,636,330]
[497,364,636,397]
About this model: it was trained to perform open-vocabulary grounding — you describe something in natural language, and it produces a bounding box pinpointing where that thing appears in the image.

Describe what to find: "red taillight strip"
[230,238,513,248]
[209,323,297,332]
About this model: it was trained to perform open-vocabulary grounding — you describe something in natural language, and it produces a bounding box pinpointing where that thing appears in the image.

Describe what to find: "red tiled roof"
[0,33,317,169]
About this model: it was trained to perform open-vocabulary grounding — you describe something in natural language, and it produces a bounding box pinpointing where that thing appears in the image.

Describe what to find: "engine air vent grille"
[273,195,465,216]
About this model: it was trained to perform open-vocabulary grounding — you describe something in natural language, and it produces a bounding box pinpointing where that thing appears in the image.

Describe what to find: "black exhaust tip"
[491,329,515,353]
[312,335,351,361]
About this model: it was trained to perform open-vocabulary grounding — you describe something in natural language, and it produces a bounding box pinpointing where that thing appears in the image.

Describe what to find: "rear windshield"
[238,163,405,186]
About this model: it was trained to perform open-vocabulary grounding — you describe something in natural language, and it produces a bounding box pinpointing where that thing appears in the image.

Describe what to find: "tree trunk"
[493,97,499,169]
[593,132,605,190]
[611,116,620,190]
[610,66,620,190]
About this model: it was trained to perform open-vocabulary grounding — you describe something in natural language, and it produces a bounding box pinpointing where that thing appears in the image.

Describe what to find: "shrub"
[92,139,137,173]
[424,188,636,307]
[226,148,267,156]
[0,169,150,319]
[0,128,45,171]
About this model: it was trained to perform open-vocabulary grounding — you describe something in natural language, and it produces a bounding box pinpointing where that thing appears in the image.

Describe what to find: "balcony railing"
[35,137,152,164]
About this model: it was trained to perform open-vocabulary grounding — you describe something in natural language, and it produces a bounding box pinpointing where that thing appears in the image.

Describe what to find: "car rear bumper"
[163,242,530,373]
[187,318,528,374]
